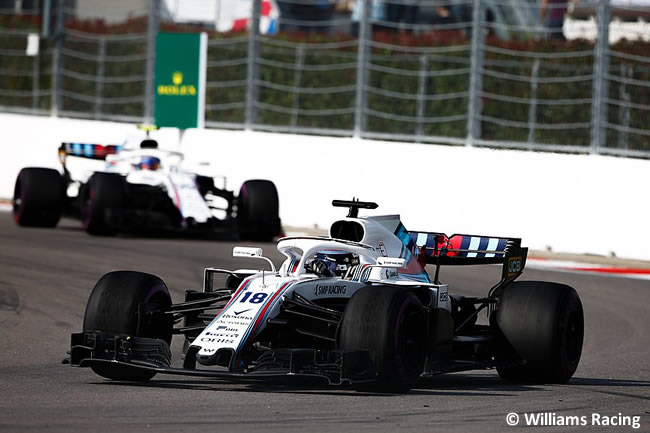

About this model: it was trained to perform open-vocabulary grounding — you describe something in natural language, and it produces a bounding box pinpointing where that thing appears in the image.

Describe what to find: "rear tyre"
[12,167,64,227]
[496,281,584,384]
[83,270,173,381]
[338,286,426,393]
[81,172,125,235]
[237,180,281,242]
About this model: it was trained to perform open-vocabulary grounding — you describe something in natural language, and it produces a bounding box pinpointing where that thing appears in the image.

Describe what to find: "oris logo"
[200,337,235,344]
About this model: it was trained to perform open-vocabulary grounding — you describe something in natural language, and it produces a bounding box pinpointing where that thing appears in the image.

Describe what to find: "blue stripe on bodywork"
[425,233,436,250]
[496,239,508,258]
[477,237,490,258]
[202,279,252,330]
[230,281,296,369]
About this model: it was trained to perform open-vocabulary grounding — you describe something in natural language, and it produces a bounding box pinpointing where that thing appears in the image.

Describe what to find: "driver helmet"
[135,156,161,171]
[312,250,359,276]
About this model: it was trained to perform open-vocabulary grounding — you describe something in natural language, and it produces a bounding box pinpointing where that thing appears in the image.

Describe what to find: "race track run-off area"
[0,213,648,433]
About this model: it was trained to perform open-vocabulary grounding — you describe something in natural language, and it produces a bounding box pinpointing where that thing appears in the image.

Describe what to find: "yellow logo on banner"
[157,71,196,96]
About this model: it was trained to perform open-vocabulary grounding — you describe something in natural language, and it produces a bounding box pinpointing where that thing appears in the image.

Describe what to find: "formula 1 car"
[68,200,584,393]
[12,129,281,241]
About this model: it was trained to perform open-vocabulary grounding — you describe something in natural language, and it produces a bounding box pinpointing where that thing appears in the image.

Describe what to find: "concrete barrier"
[2,112,649,260]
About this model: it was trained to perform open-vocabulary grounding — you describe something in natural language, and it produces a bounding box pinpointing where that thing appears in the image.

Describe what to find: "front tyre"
[237,180,281,242]
[13,167,64,227]
[496,281,584,384]
[338,286,426,393]
[83,271,173,381]
[81,173,125,235]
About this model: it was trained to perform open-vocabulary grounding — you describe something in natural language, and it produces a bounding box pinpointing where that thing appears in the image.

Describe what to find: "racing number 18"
[239,292,268,304]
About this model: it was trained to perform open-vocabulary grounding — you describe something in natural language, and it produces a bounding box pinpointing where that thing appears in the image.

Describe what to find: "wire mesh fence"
[0,0,649,157]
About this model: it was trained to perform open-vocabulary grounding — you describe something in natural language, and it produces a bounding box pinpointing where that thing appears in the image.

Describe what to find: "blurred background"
[1,0,649,158]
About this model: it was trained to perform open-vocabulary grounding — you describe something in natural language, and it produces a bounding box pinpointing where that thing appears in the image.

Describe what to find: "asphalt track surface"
[0,214,648,432]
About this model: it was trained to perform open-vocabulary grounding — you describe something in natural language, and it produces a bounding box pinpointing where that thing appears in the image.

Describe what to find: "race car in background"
[69,199,584,393]
[12,128,281,241]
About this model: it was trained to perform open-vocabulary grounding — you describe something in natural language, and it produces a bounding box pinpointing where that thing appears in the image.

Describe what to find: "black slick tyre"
[237,179,281,242]
[338,286,426,393]
[82,271,173,381]
[12,167,64,227]
[81,172,124,235]
[496,281,584,384]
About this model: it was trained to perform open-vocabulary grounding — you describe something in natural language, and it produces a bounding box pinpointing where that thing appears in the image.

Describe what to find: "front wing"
[69,332,375,385]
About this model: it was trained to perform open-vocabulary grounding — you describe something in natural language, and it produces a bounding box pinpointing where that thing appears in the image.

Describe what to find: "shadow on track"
[87,373,650,398]
[568,377,650,401]
[90,372,542,398]
[569,377,650,387]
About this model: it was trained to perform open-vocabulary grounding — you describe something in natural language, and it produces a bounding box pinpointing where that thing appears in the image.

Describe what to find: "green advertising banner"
[154,32,207,129]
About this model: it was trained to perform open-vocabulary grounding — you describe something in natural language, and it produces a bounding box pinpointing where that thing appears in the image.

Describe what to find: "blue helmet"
[136,156,161,171]
[313,250,359,276]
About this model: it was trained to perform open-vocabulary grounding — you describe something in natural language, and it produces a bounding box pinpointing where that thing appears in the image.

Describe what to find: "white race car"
[12,130,281,240]
[69,200,584,393]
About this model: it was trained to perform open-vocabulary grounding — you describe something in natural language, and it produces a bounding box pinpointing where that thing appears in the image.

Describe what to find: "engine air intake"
[330,220,364,243]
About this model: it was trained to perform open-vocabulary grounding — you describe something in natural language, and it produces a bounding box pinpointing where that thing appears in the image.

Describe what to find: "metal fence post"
[466,0,485,146]
[415,54,428,142]
[527,58,540,147]
[245,0,261,129]
[32,45,39,111]
[590,0,611,155]
[50,0,64,117]
[291,44,305,129]
[144,0,160,124]
[95,37,106,119]
[617,63,631,150]
[354,0,370,138]
[42,0,52,38]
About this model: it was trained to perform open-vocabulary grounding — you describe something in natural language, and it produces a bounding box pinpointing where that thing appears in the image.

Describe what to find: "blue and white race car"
[69,200,584,392]
[12,128,281,240]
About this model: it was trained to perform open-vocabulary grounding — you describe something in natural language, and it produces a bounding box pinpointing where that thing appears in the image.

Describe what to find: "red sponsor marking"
[562,266,650,275]
[448,235,462,257]
[231,281,294,369]
[167,175,182,210]
[261,0,271,16]
[248,281,292,338]
[232,18,248,31]
[223,278,253,310]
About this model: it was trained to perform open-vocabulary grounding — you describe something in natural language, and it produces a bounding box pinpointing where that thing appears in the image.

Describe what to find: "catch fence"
[0,0,648,157]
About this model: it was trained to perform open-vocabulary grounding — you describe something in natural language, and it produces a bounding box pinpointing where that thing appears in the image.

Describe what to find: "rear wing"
[59,142,122,161]
[409,231,528,282]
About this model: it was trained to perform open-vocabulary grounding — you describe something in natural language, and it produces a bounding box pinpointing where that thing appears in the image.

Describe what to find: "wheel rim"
[565,308,583,365]
[139,290,172,343]
[395,300,426,377]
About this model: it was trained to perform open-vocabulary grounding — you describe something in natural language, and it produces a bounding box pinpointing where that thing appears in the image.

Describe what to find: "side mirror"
[355,257,406,282]
[233,247,263,257]
[376,257,406,268]
[232,247,276,272]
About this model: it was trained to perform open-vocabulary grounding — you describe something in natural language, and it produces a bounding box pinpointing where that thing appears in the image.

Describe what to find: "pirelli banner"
[154,32,207,129]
